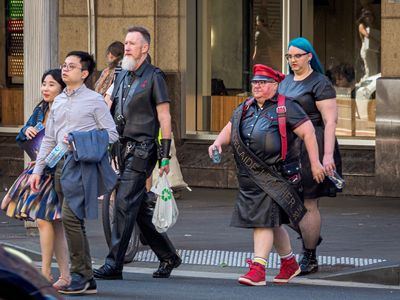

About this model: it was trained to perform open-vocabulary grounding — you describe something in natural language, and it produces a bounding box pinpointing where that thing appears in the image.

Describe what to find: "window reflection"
[197,0,282,133]
[320,0,380,138]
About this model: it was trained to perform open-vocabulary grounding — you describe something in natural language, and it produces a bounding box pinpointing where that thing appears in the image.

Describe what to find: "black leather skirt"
[230,171,290,228]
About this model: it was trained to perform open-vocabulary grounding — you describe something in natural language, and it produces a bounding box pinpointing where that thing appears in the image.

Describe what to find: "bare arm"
[104,94,113,109]
[156,102,172,174]
[156,102,172,139]
[316,98,337,175]
[208,122,232,158]
[293,120,325,183]
[359,23,369,39]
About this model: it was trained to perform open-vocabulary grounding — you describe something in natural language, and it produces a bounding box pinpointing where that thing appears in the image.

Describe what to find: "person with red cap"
[208,64,325,286]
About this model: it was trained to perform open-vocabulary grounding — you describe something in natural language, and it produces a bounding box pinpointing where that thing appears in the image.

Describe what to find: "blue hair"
[288,37,324,74]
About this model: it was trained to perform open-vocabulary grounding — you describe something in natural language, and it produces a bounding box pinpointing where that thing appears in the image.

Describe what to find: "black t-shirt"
[239,94,309,165]
[278,72,336,124]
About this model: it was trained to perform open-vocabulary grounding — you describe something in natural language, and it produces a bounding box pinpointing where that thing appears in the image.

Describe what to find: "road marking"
[134,249,386,269]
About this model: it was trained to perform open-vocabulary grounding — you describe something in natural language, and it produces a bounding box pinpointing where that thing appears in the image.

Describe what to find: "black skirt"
[298,125,342,199]
[230,171,289,228]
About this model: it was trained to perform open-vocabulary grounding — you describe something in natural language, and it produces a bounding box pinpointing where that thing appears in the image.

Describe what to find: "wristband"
[160,138,172,159]
[160,159,170,167]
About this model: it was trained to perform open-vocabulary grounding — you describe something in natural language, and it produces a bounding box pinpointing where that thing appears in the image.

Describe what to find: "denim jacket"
[16,101,49,145]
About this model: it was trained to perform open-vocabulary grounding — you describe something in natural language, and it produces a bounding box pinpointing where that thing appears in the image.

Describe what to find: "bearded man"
[94,26,181,280]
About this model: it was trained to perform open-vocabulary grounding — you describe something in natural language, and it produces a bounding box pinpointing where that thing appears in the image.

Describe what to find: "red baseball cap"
[252,64,285,83]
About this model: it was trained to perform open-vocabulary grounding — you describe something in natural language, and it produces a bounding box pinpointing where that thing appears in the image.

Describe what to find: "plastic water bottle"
[34,122,45,132]
[212,147,221,164]
[328,170,345,189]
[45,142,68,168]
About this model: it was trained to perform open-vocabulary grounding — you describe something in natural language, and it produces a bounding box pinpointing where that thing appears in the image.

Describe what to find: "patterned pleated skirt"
[1,162,61,221]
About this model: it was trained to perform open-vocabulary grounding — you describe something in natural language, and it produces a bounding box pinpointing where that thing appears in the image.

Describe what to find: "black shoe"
[153,254,182,278]
[83,278,97,294]
[58,273,91,295]
[298,249,318,276]
[93,264,123,280]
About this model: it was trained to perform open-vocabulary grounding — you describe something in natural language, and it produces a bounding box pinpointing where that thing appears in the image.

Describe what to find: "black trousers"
[105,143,177,270]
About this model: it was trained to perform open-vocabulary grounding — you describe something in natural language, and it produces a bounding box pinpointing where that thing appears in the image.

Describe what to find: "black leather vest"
[111,61,170,142]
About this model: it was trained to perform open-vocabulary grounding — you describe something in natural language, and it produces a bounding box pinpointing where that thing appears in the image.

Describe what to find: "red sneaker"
[238,259,266,286]
[273,256,301,284]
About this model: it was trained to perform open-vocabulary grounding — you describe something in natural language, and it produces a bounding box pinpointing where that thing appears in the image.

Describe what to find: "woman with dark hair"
[16,69,65,145]
[94,41,124,97]
[2,69,71,290]
[209,64,324,286]
[278,37,342,275]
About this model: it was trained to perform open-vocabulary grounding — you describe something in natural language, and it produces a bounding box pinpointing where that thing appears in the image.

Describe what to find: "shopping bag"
[151,173,179,233]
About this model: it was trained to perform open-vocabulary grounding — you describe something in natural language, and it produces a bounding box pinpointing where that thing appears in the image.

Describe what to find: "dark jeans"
[105,143,177,270]
[55,160,93,279]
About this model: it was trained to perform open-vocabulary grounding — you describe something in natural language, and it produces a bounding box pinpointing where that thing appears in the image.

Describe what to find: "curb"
[321,261,400,286]
[4,242,399,287]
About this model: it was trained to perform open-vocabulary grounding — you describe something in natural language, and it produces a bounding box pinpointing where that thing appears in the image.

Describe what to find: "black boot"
[299,248,318,275]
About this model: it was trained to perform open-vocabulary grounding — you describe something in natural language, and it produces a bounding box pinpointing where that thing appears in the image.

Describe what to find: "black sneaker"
[153,254,182,278]
[58,273,90,295]
[299,250,318,275]
[93,264,123,280]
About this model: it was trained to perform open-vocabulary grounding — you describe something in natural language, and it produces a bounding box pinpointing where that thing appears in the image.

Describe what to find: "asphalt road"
[60,270,400,300]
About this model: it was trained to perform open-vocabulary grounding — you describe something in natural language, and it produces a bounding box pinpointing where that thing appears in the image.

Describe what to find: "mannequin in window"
[252,16,273,67]
[357,9,380,84]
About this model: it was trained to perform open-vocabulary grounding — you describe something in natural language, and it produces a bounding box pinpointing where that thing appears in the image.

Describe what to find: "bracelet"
[160,159,170,167]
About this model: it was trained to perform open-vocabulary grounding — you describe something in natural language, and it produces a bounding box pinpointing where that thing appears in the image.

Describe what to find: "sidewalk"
[1,188,400,283]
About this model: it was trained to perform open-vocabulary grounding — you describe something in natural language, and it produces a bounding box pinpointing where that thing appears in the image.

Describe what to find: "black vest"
[111,62,169,142]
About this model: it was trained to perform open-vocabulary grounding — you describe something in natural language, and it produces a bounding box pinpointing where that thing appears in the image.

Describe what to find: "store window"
[1,0,24,127]
[315,0,380,138]
[187,0,282,134]
[185,0,379,140]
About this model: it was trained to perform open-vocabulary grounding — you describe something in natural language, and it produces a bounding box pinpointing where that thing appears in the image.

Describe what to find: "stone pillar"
[375,1,400,197]
[24,0,59,119]
[23,0,58,232]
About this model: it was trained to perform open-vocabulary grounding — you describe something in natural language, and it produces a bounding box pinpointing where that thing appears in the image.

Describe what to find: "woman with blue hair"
[278,37,342,275]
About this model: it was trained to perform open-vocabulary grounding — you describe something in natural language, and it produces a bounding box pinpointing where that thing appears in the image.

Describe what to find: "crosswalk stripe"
[133,249,386,269]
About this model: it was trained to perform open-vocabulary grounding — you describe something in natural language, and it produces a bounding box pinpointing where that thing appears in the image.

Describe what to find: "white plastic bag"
[151,173,179,233]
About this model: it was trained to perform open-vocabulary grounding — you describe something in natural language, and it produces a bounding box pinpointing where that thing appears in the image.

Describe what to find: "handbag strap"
[276,94,287,161]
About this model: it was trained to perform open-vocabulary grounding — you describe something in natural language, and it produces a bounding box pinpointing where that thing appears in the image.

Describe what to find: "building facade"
[0,0,399,197]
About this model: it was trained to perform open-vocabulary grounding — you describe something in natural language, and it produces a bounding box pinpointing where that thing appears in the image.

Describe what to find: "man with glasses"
[94,26,181,281]
[30,51,118,295]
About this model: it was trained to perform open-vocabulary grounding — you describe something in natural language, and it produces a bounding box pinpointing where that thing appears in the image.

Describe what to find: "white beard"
[121,56,137,71]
